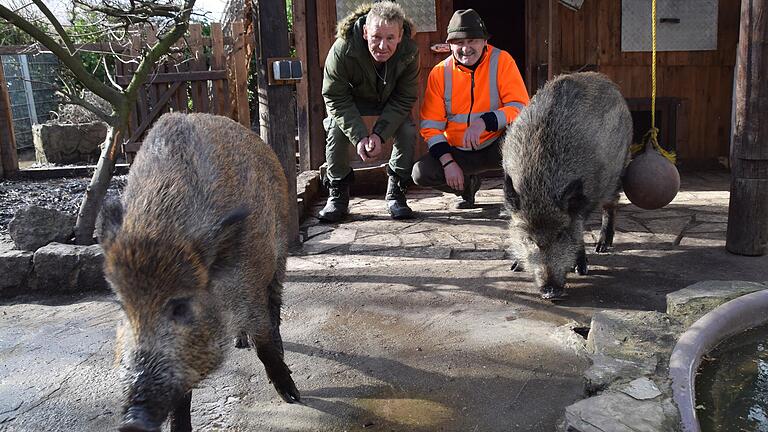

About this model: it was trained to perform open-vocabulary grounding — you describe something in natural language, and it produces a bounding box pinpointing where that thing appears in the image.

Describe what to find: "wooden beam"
[230,21,250,127]
[0,62,19,178]
[727,0,768,256]
[210,23,229,116]
[294,0,327,171]
[547,0,561,79]
[254,0,299,244]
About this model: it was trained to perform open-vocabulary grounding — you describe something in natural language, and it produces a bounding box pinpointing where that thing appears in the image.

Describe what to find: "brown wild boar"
[99,113,300,432]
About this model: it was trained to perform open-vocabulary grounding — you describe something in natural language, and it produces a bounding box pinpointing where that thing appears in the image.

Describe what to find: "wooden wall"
[303,0,739,170]
[541,0,740,167]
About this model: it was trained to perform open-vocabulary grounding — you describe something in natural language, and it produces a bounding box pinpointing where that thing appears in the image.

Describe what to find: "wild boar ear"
[99,198,124,247]
[208,206,251,273]
[503,175,520,210]
[559,179,589,216]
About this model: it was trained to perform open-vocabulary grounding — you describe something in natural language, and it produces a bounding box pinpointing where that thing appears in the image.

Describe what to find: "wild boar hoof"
[119,418,161,432]
[540,286,566,300]
[575,263,588,275]
[234,332,250,348]
[510,260,524,272]
[275,378,302,404]
[595,242,610,253]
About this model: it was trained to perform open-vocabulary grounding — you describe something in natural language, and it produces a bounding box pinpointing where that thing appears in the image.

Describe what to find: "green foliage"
[0,1,51,45]
[68,11,111,85]
[0,20,37,45]
[286,0,293,33]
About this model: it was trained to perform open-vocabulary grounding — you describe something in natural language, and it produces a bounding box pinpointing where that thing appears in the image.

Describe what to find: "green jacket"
[322,5,420,145]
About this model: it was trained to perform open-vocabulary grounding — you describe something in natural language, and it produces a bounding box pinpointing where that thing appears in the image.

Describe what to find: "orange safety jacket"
[420,45,529,154]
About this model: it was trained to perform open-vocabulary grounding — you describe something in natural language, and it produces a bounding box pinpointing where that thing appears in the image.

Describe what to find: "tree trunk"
[726,0,768,256]
[0,63,18,178]
[73,123,123,244]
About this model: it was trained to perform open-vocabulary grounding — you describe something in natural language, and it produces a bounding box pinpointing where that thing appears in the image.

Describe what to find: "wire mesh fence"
[1,53,60,151]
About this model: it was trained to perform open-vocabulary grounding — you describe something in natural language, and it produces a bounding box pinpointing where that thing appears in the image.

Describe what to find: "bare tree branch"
[56,90,115,124]
[102,56,122,91]
[0,3,124,108]
[30,0,75,53]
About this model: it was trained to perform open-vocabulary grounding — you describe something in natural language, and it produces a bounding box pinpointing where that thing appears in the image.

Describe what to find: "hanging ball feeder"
[622,137,680,210]
[622,0,680,211]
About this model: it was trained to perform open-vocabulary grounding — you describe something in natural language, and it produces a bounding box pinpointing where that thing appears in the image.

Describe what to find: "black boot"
[319,171,353,222]
[456,175,481,209]
[385,170,413,220]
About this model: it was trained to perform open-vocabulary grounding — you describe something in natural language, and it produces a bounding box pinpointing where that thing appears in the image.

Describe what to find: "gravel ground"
[0,174,126,238]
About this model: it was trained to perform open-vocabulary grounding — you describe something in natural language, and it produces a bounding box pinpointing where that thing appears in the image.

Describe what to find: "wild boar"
[502,72,632,300]
[99,113,300,432]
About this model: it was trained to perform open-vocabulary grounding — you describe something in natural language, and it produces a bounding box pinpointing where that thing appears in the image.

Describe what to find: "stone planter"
[33,122,108,164]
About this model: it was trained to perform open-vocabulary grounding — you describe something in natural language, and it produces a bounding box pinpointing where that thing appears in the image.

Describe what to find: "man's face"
[363,17,403,63]
[449,38,487,67]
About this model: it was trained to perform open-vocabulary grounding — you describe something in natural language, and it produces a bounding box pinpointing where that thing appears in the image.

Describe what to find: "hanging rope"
[630,0,677,164]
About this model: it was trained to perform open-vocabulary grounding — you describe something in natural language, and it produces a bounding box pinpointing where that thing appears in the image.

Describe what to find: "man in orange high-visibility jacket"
[413,9,529,208]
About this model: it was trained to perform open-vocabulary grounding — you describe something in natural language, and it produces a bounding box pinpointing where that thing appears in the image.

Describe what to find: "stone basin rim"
[669,288,768,432]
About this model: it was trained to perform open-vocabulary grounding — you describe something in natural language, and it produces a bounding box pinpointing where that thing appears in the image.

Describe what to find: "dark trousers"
[324,116,416,183]
[412,137,503,193]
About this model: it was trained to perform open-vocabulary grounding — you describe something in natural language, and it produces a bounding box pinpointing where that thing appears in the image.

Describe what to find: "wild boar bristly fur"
[100,113,299,432]
[502,72,632,300]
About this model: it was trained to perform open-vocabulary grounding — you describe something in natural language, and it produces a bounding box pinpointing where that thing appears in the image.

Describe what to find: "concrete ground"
[1,170,767,432]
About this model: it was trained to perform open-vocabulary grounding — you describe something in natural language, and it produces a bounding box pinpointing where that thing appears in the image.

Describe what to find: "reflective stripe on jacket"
[420,45,529,151]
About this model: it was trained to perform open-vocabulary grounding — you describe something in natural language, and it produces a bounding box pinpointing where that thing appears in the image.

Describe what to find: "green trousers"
[324,116,416,183]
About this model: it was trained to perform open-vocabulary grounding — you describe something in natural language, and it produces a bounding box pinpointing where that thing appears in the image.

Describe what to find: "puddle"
[357,396,454,428]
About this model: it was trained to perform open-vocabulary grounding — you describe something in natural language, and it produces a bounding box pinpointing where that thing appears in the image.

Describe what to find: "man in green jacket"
[320,1,420,222]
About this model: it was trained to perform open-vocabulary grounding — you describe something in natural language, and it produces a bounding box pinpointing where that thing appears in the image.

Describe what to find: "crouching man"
[319,1,420,222]
[414,9,529,208]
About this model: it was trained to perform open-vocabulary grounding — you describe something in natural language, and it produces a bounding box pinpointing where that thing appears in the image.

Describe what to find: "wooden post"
[230,21,251,128]
[0,62,19,178]
[726,0,768,256]
[254,0,299,244]
[210,23,230,116]
[547,0,561,80]
[294,0,327,171]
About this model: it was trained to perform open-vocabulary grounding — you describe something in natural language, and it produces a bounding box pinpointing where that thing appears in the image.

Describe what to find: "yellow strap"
[651,0,657,133]
[632,0,677,164]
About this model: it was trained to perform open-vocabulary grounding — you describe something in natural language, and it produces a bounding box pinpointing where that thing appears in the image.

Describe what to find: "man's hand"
[357,134,382,162]
[440,155,464,191]
[357,137,372,162]
[367,133,383,158]
[462,118,485,149]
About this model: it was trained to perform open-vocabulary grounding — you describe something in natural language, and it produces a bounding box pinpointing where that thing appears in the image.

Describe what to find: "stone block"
[666,280,768,327]
[297,170,321,222]
[584,354,656,394]
[33,122,107,164]
[563,392,680,432]
[621,377,662,401]
[9,206,75,251]
[350,233,401,252]
[0,249,34,296]
[586,310,682,365]
[301,228,356,255]
[31,243,108,293]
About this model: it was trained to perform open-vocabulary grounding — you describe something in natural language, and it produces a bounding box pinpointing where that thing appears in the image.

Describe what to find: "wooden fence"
[0,21,251,172]
[120,21,250,160]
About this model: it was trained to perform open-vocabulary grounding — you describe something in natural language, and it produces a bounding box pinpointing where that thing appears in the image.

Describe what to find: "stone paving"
[2,169,768,432]
[302,171,733,260]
